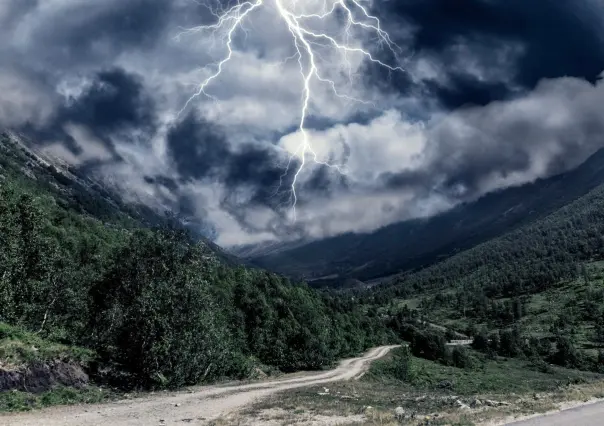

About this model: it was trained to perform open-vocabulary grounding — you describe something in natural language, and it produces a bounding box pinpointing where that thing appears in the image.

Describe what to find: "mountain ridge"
[246,147,604,286]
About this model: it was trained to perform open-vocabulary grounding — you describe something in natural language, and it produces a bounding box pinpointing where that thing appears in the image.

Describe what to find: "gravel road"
[504,400,604,426]
[1,345,398,426]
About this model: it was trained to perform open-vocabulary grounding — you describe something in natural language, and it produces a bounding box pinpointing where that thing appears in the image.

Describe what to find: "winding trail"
[1,345,398,426]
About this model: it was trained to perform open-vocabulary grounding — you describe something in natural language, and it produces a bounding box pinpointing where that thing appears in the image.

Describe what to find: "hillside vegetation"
[365,179,604,376]
[249,182,604,424]
[0,134,391,394]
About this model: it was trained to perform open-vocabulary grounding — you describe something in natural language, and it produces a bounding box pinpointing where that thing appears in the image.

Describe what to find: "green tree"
[88,230,237,388]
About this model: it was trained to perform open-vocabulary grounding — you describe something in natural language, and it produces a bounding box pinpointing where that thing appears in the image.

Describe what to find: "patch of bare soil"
[0,361,88,393]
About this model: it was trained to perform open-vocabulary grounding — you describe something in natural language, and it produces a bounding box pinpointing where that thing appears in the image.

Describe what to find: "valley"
[243,147,604,287]
[2,130,604,426]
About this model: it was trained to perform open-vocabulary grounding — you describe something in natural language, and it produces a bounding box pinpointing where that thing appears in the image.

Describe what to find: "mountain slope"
[247,147,604,286]
[0,132,238,265]
[0,131,393,393]
[366,162,604,377]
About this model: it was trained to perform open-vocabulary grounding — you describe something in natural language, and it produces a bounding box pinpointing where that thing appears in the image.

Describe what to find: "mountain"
[367,175,604,384]
[0,130,391,392]
[245,147,604,287]
[0,131,238,265]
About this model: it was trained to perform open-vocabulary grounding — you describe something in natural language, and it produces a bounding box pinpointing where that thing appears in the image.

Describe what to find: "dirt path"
[1,345,398,426]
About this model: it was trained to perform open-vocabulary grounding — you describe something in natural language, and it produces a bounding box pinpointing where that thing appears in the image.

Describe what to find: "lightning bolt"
[176,0,404,220]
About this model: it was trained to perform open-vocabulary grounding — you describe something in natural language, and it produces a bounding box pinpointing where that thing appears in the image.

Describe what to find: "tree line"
[0,164,393,389]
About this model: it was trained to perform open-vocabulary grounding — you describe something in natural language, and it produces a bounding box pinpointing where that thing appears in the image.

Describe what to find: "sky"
[1,0,604,247]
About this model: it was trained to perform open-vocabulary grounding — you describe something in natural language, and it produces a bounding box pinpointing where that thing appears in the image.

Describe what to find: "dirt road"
[1,345,398,426]
[504,400,604,426]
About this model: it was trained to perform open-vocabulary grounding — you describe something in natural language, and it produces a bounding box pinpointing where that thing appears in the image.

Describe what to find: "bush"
[87,230,234,388]
[450,346,474,369]
[370,346,415,382]
[472,331,489,352]
[410,330,448,362]
[389,346,415,381]
[549,336,583,369]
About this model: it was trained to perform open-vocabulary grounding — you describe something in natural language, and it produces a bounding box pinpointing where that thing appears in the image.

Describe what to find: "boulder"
[456,400,471,410]
[394,406,405,420]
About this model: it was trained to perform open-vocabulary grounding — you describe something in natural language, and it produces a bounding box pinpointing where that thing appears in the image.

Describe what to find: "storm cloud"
[1,0,604,246]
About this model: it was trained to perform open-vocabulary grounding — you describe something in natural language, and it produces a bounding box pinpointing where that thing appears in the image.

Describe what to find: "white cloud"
[0,70,55,128]
[279,109,426,181]
[2,0,604,248]
[263,74,604,243]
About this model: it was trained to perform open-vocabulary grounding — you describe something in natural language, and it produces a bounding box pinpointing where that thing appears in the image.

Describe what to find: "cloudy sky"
[1,0,604,247]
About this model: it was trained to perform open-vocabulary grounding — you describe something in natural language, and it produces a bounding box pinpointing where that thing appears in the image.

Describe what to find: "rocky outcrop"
[0,361,88,393]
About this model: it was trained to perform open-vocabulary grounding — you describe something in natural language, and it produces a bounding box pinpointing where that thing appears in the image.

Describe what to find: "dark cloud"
[20,0,172,68]
[143,175,179,192]
[23,68,157,158]
[383,75,604,205]
[167,113,297,208]
[2,0,604,245]
[223,144,293,206]
[423,75,514,110]
[62,69,156,136]
[166,114,230,181]
[371,0,604,108]
[0,0,38,30]
[298,166,349,200]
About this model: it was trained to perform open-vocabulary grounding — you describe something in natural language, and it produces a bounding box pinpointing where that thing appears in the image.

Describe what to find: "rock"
[484,399,511,407]
[437,380,453,389]
[456,399,471,410]
[174,403,181,407]
[323,387,329,393]
[363,405,374,413]
[471,398,482,408]
[252,368,268,379]
[0,361,89,393]
[394,406,405,420]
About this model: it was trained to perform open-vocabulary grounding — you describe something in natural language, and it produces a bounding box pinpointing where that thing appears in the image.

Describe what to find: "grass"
[235,347,604,425]
[390,261,604,349]
[367,347,602,395]
[0,323,109,413]
[0,386,118,412]
[0,323,94,367]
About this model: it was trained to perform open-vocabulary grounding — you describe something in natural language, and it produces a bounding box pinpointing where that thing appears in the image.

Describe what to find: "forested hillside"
[247,148,604,286]
[0,134,391,390]
[365,180,604,374]
[373,181,604,300]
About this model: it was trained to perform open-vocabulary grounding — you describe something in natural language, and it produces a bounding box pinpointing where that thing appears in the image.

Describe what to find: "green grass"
[0,386,117,412]
[0,322,106,413]
[395,298,422,310]
[391,261,604,351]
[0,323,94,366]
[233,347,604,426]
[367,347,602,395]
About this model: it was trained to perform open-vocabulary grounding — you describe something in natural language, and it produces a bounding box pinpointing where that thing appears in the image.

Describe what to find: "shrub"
[450,346,473,369]
[389,346,415,381]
